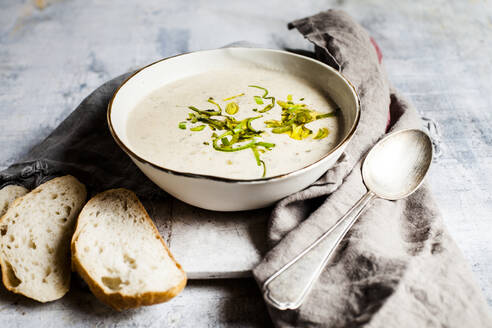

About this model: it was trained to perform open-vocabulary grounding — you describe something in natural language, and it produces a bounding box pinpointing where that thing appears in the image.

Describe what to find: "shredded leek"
[254,96,264,105]
[207,97,222,113]
[249,85,275,113]
[225,102,239,115]
[190,125,206,131]
[248,85,269,97]
[265,96,338,140]
[179,87,338,177]
[188,106,221,116]
[313,128,329,140]
[223,93,245,101]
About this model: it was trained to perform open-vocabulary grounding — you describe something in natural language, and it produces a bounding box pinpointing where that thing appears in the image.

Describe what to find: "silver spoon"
[262,128,433,310]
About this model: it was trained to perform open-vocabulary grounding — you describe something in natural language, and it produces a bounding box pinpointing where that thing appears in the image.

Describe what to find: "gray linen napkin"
[0,72,169,199]
[253,10,492,327]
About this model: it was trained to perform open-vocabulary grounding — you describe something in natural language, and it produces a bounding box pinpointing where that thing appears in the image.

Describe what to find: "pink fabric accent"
[370,37,383,63]
[370,36,391,129]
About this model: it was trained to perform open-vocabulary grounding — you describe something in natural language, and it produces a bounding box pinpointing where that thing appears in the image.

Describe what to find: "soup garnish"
[179,85,338,177]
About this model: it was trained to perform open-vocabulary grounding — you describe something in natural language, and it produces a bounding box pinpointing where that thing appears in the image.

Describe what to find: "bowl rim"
[107,47,360,184]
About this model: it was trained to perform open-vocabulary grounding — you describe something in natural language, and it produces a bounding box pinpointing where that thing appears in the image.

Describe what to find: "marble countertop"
[0,0,491,326]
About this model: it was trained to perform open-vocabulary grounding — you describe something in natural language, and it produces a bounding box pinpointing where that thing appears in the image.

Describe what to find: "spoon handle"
[262,190,376,310]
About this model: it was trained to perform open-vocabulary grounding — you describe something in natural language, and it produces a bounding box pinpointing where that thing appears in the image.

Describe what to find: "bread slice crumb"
[0,176,86,302]
[71,188,186,311]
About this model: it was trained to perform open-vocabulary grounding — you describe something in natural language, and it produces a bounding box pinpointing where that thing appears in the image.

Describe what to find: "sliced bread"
[0,185,29,217]
[0,175,86,302]
[71,188,186,311]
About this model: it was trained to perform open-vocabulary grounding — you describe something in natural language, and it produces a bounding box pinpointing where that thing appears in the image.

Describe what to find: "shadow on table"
[0,273,273,327]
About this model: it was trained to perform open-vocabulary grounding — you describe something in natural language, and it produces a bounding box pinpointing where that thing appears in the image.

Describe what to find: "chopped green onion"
[188,106,221,116]
[276,101,290,109]
[250,146,267,178]
[316,108,339,119]
[313,128,329,140]
[259,104,273,113]
[223,93,245,101]
[255,141,275,149]
[271,126,291,134]
[288,124,311,140]
[187,112,198,123]
[250,86,275,113]
[207,97,222,113]
[221,137,230,146]
[190,125,206,131]
[225,102,239,115]
[213,138,256,152]
[251,146,261,166]
[183,88,336,180]
[181,89,323,177]
[266,96,338,140]
[248,85,269,97]
[254,96,264,105]
[260,160,266,177]
[246,116,262,132]
[178,122,186,129]
[259,96,275,113]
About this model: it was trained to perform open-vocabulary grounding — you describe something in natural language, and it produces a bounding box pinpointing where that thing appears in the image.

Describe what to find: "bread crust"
[71,188,187,311]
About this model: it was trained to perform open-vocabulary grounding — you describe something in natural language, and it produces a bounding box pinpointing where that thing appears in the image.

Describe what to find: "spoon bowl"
[362,129,433,200]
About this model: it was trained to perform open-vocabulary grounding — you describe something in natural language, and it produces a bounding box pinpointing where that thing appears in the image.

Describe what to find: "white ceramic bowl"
[108,48,360,211]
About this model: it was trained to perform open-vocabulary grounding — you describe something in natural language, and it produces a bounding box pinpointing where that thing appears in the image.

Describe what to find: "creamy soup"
[126,67,342,179]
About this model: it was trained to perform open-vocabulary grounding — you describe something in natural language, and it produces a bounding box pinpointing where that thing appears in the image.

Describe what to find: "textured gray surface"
[0,0,491,326]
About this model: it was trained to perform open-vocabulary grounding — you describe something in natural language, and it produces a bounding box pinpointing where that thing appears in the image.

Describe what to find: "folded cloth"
[253,10,492,328]
[0,72,168,198]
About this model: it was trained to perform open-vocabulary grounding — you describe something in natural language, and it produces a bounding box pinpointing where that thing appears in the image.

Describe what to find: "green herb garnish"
[184,98,275,177]
[259,103,274,113]
[207,97,222,113]
[265,96,338,140]
[188,106,221,116]
[223,93,245,101]
[225,102,239,115]
[210,116,273,177]
[313,128,329,140]
[315,109,339,119]
[179,88,338,178]
[248,85,269,97]
[249,85,275,113]
[190,125,206,131]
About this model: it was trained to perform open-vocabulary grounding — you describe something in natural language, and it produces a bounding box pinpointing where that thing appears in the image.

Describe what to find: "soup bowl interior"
[108,48,359,211]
